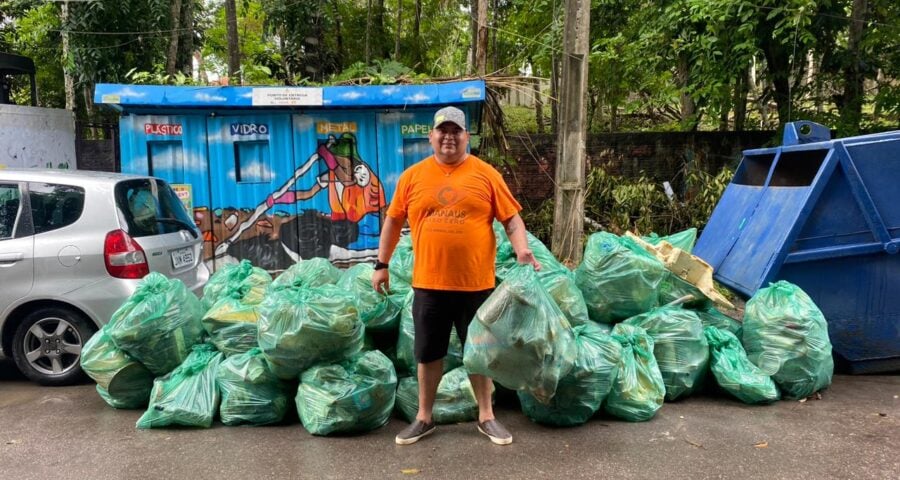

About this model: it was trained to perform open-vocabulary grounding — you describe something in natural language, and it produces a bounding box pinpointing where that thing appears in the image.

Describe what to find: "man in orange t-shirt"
[372,106,541,446]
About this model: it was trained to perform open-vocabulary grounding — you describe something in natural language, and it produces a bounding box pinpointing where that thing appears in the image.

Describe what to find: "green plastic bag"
[136,344,224,429]
[494,227,590,327]
[742,281,834,399]
[389,235,414,294]
[641,228,698,253]
[270,257,341,291]
[296,350,397,435]
[201,259,272,311]
[96,382,152,410]
[81,326,154,409]
[107,272,205,376]
[519,322,622,426]
[257,285,364,379]
[202,296,261,357]
[542,271,591,327]
[463,265,576,404]
[696,306,742,338]
[395,367,482,424]
[495,229,569,280]
[704,327,780,404]
[658,272,713,309]
[216,348,288,426]
[623,306,709,401]
[337,263,402,332]
[396,290,463,376]
[604,323,666,422]
[575,232,667,323]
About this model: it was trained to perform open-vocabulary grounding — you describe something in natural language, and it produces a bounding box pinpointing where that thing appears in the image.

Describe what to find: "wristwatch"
[374,260,389,270]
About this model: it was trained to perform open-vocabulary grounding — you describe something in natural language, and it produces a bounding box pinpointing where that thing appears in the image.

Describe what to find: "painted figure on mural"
[212,132,385,267]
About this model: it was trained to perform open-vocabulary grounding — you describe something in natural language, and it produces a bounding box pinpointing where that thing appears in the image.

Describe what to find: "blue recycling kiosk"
[95,81,485,275]
[695,121,900,373]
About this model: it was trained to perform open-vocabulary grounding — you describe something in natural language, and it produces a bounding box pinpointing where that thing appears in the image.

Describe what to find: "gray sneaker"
[395,420,436,445]
[477,419,513,445]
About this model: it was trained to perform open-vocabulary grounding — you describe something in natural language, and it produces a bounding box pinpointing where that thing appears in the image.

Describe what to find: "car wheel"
[11,307,96,386]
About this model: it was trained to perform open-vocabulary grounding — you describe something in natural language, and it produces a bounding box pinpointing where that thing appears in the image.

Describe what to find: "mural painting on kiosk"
[206,126,385,272]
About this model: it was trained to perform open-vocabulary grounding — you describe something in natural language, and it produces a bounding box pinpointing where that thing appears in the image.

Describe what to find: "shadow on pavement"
[0,356,27,381]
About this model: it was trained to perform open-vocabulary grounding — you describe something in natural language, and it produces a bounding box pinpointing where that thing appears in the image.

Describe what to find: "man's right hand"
[372,268,390,295]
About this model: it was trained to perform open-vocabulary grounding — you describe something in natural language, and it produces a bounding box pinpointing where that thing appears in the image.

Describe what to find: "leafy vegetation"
[521,164,733,246]
[0,0,895,134]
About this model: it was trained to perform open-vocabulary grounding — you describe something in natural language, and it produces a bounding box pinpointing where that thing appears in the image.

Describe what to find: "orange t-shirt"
[387,155,521,291]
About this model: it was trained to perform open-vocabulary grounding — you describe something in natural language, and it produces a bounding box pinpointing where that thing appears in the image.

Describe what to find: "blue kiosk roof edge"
[94,80,486,110]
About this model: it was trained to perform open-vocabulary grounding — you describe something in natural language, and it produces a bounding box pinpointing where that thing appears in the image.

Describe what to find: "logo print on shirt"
[436,186,462,207]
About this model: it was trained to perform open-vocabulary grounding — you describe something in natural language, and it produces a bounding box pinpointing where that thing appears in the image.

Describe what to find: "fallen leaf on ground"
[401,468,421,475]
[878,413,887,417]
[798,398,807,403]
[683,438,705,449]
[5,440,20,445]
[754,441,768,448]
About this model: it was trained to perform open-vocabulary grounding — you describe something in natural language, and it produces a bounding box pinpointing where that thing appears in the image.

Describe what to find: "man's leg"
[469,373,495,422]
[416,358,444,423]
[458,289,512,445]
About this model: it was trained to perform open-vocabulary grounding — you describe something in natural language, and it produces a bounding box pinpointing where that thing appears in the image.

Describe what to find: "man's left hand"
[517,248,542,271]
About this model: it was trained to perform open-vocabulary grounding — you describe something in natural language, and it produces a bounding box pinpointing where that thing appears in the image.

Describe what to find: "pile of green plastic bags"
[79,225,835,434]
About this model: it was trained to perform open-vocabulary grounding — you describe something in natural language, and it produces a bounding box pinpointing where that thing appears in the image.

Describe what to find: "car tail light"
[104,229,150,279]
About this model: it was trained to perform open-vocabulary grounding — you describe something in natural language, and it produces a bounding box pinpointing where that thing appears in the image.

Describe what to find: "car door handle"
[0,252,24,265]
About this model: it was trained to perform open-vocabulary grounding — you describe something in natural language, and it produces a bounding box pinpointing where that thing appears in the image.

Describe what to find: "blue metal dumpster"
[695,121,900,373]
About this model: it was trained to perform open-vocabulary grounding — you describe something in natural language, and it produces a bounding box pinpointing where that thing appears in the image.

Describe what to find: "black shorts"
[412,288,493,364]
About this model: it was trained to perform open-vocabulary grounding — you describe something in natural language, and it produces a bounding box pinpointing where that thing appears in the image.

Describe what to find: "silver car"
[0,170,208,385]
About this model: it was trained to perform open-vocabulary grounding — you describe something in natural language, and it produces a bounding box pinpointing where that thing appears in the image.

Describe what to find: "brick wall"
[496,131,776,204]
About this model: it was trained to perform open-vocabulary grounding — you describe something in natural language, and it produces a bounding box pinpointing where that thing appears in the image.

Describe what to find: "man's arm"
[371,214,405,293]
[501,214,541,271]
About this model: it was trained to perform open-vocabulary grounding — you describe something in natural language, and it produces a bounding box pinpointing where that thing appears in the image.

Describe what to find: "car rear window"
[28,182,85,235]
[116,179,196,238]
[0,183,21,239]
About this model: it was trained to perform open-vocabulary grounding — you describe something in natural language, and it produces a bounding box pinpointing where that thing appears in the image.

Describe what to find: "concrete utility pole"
[551,0,590,264]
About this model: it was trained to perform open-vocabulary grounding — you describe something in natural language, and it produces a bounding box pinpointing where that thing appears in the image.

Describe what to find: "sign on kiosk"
[145,123,183,136]
[171,184,193,215]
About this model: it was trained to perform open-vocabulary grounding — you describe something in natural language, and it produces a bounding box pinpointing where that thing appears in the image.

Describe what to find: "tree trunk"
[224,0,241,83]
[475,0,488,76]
[609,104,617,132]
[61,1,75,111]
[839,0,868,137]
[758,22,792,129]
[394,0,402,60]
[376,0,388,58]
[166,0,183,76]
[733,66,750,131]
[365,0,372,65]
[180,0,194,77]
[718,86,731,131]
[332,0,344,71]
[469,0,477,74]
[82,83,94,120]
[196,51,209,84]
[491,0,499,73]
[676,53,697,130]
[412,0,422,68]
[279,29,292,84]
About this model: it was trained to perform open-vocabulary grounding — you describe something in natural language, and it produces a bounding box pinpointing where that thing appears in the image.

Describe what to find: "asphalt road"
[0,359,897,480]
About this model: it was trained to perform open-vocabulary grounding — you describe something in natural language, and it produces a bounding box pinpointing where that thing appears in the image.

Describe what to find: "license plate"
[171,247,194,269]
